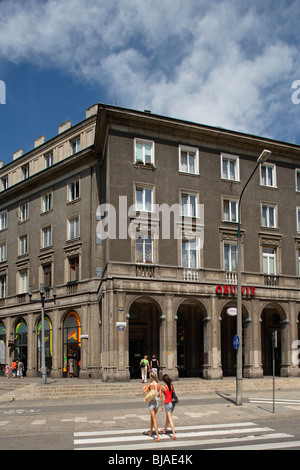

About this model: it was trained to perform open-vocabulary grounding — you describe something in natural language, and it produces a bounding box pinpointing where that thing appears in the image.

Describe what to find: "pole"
[236,228,242,406]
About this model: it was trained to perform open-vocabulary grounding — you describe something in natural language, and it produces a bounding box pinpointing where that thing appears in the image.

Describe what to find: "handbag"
[144,387,157,403]
[172,390,179,405]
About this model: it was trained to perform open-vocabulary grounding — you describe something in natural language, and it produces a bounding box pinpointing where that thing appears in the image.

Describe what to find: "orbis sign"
[216,285,256,296]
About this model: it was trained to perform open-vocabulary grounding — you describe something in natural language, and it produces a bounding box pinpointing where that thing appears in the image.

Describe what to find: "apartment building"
[0,103,300,381]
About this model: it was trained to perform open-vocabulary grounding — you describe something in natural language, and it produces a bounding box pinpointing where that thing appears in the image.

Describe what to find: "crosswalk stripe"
[249,398,300,405]
[73,421,296,450]
[75,433,294,451]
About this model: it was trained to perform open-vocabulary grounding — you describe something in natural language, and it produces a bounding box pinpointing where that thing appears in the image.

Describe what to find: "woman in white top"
[142,371,163,442]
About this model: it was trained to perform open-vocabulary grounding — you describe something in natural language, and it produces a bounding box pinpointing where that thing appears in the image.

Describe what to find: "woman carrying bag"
[142,371,163,442]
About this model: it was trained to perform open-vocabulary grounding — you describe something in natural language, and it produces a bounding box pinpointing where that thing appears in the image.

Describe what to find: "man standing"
[140,355,149,383]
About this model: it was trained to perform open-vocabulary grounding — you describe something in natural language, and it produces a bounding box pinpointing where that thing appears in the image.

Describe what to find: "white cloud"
[0,0,299,141]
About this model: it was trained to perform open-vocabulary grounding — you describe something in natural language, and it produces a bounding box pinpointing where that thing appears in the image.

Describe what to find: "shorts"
[164,402,174,412]
[148,400,158,411]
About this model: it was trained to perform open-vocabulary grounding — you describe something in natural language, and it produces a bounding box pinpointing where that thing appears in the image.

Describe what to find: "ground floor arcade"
[1,284,300,381]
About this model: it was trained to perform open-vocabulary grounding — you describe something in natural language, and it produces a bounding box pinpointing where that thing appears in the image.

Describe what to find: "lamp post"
[236,149,271,406]
[29,285,56,385]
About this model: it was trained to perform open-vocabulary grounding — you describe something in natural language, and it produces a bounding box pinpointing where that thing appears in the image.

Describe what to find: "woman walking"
[160,374,176,440]
[142,371,163,442]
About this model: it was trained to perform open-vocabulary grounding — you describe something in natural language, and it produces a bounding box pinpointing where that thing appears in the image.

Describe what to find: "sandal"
[172,436,176,440]
[155,438,160,442]
[160,429,166,434]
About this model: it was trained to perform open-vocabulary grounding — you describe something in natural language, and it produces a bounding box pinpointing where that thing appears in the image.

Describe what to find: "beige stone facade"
[0,104,300,381]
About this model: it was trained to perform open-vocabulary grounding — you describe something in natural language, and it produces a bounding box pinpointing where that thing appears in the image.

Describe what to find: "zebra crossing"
[74,421,300,450]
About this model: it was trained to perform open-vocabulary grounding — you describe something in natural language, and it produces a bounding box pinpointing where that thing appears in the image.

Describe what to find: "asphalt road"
[1,391,300,452]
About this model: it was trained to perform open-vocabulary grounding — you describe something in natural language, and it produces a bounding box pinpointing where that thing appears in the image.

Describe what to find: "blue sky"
[0,0,300,167]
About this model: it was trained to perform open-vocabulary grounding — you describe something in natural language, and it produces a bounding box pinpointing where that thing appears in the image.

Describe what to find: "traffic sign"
[233,335,240,350]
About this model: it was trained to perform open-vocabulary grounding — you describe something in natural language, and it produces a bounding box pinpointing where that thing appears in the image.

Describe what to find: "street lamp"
[236,149,271,406]
[29,284,56,385]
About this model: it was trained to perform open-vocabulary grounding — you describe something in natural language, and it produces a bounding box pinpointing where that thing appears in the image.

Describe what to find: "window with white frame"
[261,204,277,228]
[22,164,29,180]
[42,192,52,213]
[0,275,6,298]
[44,152,53,168]
[221,153,239,181]
[1,176,8,191]
[0,242,7,263]
[224,242,237,271]
[71,137,81,155]
[0,211,7,230]
[42,226,52,248]
[182,239,198,269]
[260,163,276,187]
[68,216,79,240]
[19,202,29,222]
[135,139,154,165]
[181,193,197,217]
[19,235,28,256]
[223,198,238,222]
[136,236,153,263]
[18,268,28,294]
[263,248,276,275]
[297,208,300,232]
[296,169,300,192]
[68,179,80,202]
[135,187,152,212]
[179,146,199,174]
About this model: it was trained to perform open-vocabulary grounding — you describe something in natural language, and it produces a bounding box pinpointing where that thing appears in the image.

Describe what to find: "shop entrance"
[261,307,282,376]
[14,319,27,376]
[63,312,81,378]
[128,297,160,379]
[176,299,205,378]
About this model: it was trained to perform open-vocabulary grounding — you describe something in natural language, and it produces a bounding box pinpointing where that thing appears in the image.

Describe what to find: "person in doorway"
[12,360,17,378]
[17,361,24,379]
[142,371,163,442]
[140,355,149,383]
[68,358,74,378]
[160,374,176,440]
[150,355,159,374]
[5,364,9,378]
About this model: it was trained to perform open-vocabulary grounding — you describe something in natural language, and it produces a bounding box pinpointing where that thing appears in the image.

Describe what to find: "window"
[0,211,7,230]
[42,226,52,248]
[296,169,300,192]
[44,152,53,168]
[18,269,28,294]
[221,153,239,181]
[42,192,52,213]
[179,146,199,174]
[297,208,300,232]
[71,137,81,155]
[223,198,238,222]
[68,216,79,240]
[182,239,198,269]
[224,243,237,271]
[263,248,276,275]
[19,202,29,222]
[181,193,197,217]
[43,264,52,288]
[68,179,80,202]
[136,236,153,263]
[19,235,28,256]
[1,176,8,191]
[135,139,154,165]
[69,257,79,282]
[0,275,6,298]
[22,164,29,180]
[262,204,277,228]
[0,242,7,262]
[135,187,152,212]
[260,163,276,187]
